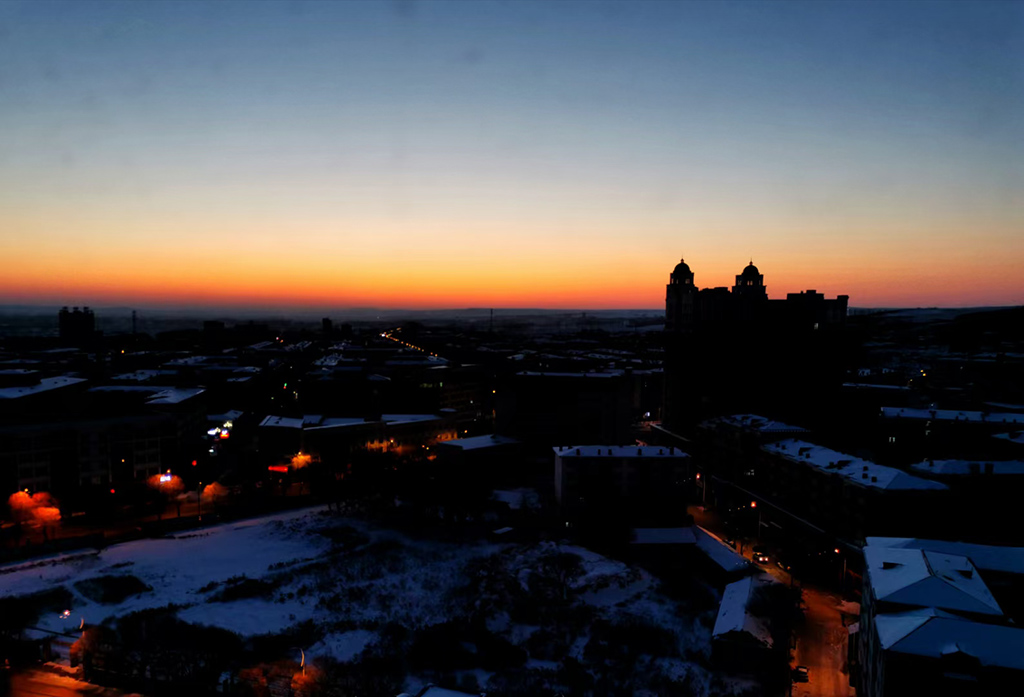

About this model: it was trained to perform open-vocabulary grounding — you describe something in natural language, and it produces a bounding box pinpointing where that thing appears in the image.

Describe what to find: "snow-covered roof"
[553,445,689,458]
[910,459,1024,476]
[874,607,960,649]
[0,376,86,399]
[146,387,206,405]
[490,489,540,511]
[993,431,1024,446]
[209,410,245,422]
[632,528,697,545]
[985,402,1024,412]
[864,546,1002,616]
[381,414,440,425]
[694,526,749,573]
[763,439,948,491]
[876,610,1024,669]
[881,407,1024,425]
[439,434,519,450]
[701,414,809,434]
[866,537,1024,577]
[517,371,622,378]
[712,575,774,647]
[843,383,911,391]
[89,385,204,404]
[112,370,175,382]
[164,355,215,366]
[305,417,367,431]
[260,415,303,429]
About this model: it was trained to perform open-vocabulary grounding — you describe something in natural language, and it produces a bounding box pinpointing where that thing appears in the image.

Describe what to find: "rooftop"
[763,439,948,491]
[864,546,1002,616]
[89,385,205,405]
[554,445,689,458]
[702,413,809,434]
[632,528,697,545]
[993,431,1024,446]
[866,537,1024,577]
[438,434,519,451]
[694,526,750,574]
[881,407,1024,425]
[712,574,775,647]
[910,459,1024,476]
[381,414,441,425]
[875,609,1024,669]
[259,415,303,429]
[0,375,87,399]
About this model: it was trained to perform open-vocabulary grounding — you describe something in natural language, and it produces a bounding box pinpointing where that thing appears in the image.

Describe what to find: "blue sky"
[0,0,1021,307]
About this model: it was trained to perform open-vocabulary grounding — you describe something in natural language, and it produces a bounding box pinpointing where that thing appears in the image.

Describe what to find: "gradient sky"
[0,0,1021,309]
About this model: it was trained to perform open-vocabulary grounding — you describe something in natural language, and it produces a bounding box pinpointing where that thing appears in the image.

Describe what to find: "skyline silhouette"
[1,0,1021,309]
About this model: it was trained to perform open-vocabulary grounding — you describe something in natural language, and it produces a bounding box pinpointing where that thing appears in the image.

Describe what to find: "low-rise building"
[855,539,1024,696]
[554,445,689,525]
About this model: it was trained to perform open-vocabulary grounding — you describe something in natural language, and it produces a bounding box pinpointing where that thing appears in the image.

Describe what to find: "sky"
[0,0,1021,310]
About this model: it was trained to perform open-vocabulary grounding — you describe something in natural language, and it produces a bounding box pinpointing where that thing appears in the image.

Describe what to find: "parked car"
[753,546,770,564]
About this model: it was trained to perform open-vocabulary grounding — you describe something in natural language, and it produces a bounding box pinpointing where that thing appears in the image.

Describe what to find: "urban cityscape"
[2,2,1022,697]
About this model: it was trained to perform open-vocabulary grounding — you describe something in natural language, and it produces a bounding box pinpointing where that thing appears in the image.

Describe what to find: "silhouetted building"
[554,444,690,525]
[58,306,96,344]
[497,371,632,446]
[663,259,849,431]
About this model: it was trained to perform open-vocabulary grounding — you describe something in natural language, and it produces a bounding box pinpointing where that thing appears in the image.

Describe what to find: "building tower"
[665,258,698,333]
[732,261,767,298]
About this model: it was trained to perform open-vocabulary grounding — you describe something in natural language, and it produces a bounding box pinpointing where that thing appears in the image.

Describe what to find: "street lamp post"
[198,481,202,522]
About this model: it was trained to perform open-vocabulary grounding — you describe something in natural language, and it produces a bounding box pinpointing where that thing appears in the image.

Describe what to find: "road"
[689,505,856,697]
[792,589,856,697]
[5,669,127,697]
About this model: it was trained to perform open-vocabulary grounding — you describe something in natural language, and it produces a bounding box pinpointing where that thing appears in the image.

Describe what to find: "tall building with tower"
[58,306,96,344]
[663,259,849,433]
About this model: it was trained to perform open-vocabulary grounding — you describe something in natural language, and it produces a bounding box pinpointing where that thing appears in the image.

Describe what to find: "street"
[689,505,856,697]
[792,589,856,697]
[4,669,126,697]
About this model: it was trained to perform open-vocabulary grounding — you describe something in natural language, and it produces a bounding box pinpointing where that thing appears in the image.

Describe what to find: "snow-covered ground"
[0,507,752,696]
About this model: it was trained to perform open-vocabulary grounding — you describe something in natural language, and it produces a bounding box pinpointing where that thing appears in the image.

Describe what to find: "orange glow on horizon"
[1,214,1021,309]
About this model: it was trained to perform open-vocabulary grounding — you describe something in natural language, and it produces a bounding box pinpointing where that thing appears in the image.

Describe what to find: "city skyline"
[1,0,1022,310]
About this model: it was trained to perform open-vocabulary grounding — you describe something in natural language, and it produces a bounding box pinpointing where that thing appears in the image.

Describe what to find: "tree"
[530,552,585,604]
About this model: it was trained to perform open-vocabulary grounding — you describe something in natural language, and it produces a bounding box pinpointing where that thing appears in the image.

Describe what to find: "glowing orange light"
[750,501,757,508]
[268,465,289,473]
